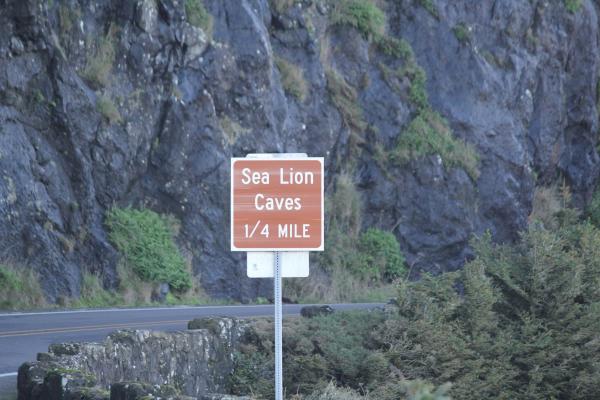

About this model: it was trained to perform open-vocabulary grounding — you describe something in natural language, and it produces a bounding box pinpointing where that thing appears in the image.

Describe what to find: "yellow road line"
[0,319,190,338]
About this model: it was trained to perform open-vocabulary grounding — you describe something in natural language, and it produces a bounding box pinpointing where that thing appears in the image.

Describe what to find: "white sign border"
[230,156,325,252]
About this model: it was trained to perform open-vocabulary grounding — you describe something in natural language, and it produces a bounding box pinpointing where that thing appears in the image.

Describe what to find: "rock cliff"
[0,0,598,301]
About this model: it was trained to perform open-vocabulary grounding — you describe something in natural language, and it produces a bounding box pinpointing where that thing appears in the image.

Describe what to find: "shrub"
[452,23,470,44]
[275,56,308,101]
[185,0,213,34]
[357,228,406,281]
[407,65,428,112]
[530,184,563,229]
[376,36,413,60]
[97,95,122,124]
[383,217,600,399]
[302,383,363,400]
[330,0,385,39]
[82,26,115,88]
[588,186,600,227]
[106,208,192,291]
[320,173,362,279]
[417,0,439,18]
[392,109,479,180]
[564,0,582,13]
[230,311,387,398]
[0,264,46,310]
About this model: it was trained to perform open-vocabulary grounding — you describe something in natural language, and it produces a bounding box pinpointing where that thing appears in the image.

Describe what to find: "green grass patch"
[0,264,46,310]
[106,207,192,292]
[417,0,439,18]
[185,0,213,35]
[392,109,480,180]
[452,23,470,44]
[330,0,385,39]
[71,272,122,309]
[82,26,116,88]
[96,94,122,124]
[376,36,414,60]
[375,37,480,179]
[326,69,367,133]
[275,56,308,101]
[407,64,428,112]
[564,0,582,13]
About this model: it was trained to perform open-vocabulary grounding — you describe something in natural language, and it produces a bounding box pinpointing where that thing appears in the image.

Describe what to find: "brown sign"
[231,157,324,251]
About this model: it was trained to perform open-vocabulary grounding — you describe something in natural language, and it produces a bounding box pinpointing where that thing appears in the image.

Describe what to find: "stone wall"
[17,317,249,400]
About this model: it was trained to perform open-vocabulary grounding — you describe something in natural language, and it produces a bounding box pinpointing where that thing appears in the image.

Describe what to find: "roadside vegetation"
[230,310,450,400]
[0,264,46,310]
[106,207,192,292]
[233,184,600,399]
[73,207,209,308]
[285,173,405,304]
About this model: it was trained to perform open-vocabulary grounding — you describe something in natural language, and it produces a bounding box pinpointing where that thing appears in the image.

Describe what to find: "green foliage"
[0,264,46,310]
[564,0,582,13]
[303,174,405,301]
[355,228,406,282]
[407,65,428,112]
[231,312,452,400]
[374,27,480,181]
[452,23,470,44]
[106,207,192,292]
[326,69,366,133]
[275,56,308,101]
[392,109,480,180]
[185,0,213,35]
[330,0,385,39]
[269,0,295,14]
[97,95,122,124]
[72,272,122,308]
[230,311,387,398]
[302,383,363,400]
[320,174,362,276]
[530,184,564,230]
[384,216,600,399]
[417,0,439,18]
[588,186,600,227]
[376,36,414,60]
[82,26,115,88]
[398,380,451,400]
[229,350,275,398]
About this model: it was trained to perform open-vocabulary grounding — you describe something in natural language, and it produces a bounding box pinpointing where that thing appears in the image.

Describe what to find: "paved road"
[0,303,380,398]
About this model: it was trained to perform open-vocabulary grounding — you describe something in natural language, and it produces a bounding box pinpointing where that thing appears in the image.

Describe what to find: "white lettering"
[279,168,315,185]
[241,168,251,185]
[254,193,265,210]
[242,168,270,185]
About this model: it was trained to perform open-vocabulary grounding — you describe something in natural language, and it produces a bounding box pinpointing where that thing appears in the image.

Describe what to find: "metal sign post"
[274,251,283,400]
[231,153,324,400]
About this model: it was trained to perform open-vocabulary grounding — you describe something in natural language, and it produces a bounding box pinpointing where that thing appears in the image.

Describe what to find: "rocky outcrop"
[17,318,246,400]
[0,0,599,301]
